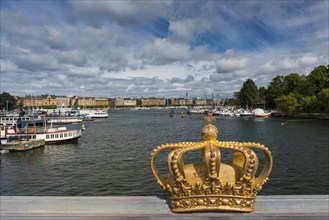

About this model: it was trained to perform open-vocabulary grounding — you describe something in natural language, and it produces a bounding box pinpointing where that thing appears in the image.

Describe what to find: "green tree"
[298,76,315,96]
[0,92,17,111]
[266,75,286,109]
[234,91,241,106]
[301,96,317,113]
[275,93,299,114]
[284,73,304,94]
[307,65,329,94]
[258,86,267,107]
[316,88,329,113]
[239,79,259,108]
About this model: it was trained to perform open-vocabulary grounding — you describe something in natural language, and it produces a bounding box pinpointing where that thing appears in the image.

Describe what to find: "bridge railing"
[1,195,328,219]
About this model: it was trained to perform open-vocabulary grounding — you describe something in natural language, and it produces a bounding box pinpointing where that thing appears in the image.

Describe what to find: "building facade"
[112,98,137,107]
[78,97,96,107]
[140,98,166,107]
[95,98,109,107]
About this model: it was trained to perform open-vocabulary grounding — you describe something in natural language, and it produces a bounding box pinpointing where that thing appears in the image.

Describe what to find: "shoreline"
[271,112,329,119]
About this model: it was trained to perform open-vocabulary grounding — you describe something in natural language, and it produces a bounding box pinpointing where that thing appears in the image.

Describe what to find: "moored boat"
[252,108,272,117]
[0,116,32,125]
[188,107,206,114]
[47,116,83,124]
[3,119,81,144]
[78,109,108,118]
[239,111,253,117]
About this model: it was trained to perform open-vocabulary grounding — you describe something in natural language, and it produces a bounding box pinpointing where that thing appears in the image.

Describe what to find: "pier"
[0,195,328,219]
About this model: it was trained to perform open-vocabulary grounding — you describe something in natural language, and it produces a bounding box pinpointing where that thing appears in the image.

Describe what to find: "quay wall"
[271,112,329,119]
[0,195,328,219]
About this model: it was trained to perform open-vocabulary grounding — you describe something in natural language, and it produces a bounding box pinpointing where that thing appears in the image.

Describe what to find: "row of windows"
[46,132,72,139]
[7,135,36,141]
[0,117,30,121]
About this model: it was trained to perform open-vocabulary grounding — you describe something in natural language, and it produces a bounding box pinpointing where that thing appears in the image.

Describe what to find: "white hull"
[253,113,272,117]
[6,128,81,144]
[79,109,108,118]
[36,129,81,144]
[252,108,272,117]
[188,108,206,114]
[2,120,81,145]
[47,117,82,124]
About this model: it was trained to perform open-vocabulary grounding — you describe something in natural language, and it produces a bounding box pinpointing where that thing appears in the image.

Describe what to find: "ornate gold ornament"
[150,113,273,212]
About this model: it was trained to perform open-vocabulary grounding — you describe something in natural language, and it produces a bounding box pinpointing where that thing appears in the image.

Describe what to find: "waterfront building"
[123,99,137,107]
[111,98,137,108]
[114,97,124,107]
[193,98,207,106]
[20,95,71,108]
[18,95,220,109]
[95,98,109,107]
[42,95,57,107]
[170,98,192,106]
[77,97,96,107]
[21,96,42,108]
[139,98,166,107]
[56,96,70,106]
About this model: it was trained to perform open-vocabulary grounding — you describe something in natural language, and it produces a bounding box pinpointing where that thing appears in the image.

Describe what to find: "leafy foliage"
[275,93,299,114]
[236,65,329,113]
[316,88,329,113]
[239,79,259,108]
[307,65,329,94]
[0,92,17,111]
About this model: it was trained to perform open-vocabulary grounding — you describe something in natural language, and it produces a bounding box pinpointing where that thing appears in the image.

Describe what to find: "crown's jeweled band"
[170,196,255,212]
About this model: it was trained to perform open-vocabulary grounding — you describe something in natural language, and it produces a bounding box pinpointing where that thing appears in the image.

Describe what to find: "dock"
[0,139,45,151]
[0,195,328,219]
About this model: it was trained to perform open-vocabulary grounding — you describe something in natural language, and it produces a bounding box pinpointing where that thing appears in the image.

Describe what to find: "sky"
[0,0,328,99]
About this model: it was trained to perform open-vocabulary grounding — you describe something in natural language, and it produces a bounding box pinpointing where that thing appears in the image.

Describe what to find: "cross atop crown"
[204,113,215,125]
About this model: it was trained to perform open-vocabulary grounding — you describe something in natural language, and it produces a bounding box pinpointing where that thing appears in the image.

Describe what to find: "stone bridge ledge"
[0,195,328,219]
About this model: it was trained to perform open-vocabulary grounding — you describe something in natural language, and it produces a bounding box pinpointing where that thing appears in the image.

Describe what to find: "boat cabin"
[16,119,47,134]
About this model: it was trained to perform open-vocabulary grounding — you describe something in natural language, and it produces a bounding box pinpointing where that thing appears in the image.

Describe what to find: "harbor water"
[1,109,328,196]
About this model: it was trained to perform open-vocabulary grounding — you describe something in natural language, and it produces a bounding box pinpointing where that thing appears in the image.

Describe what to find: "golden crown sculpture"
[150,113,273,212]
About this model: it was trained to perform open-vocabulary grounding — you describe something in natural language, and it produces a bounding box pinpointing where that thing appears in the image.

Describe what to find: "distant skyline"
[1,0,328,98]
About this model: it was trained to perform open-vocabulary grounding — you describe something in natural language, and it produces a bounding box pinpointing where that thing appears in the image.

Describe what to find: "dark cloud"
[68,1,172,27]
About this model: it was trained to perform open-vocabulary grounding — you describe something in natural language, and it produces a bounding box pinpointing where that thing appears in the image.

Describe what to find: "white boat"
[47,116,83,124]
[239,111,253,117]
[0,116,32,125]
[188,107,206,114]
[79,109,108,118]
[39,105,76,116]
[252,108,272,117]
[2,119,81,144]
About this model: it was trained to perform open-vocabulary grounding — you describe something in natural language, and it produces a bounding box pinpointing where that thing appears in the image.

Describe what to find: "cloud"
[143,38,191,65]
[0,0,327,98]
[215,57,248,74]
[169,18,211,42]
[258,55,320,75]
[69,0,173,27]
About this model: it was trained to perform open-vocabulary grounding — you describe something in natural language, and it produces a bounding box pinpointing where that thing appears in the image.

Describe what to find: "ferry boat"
[2,119,81,144]
[79,109,108,118]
